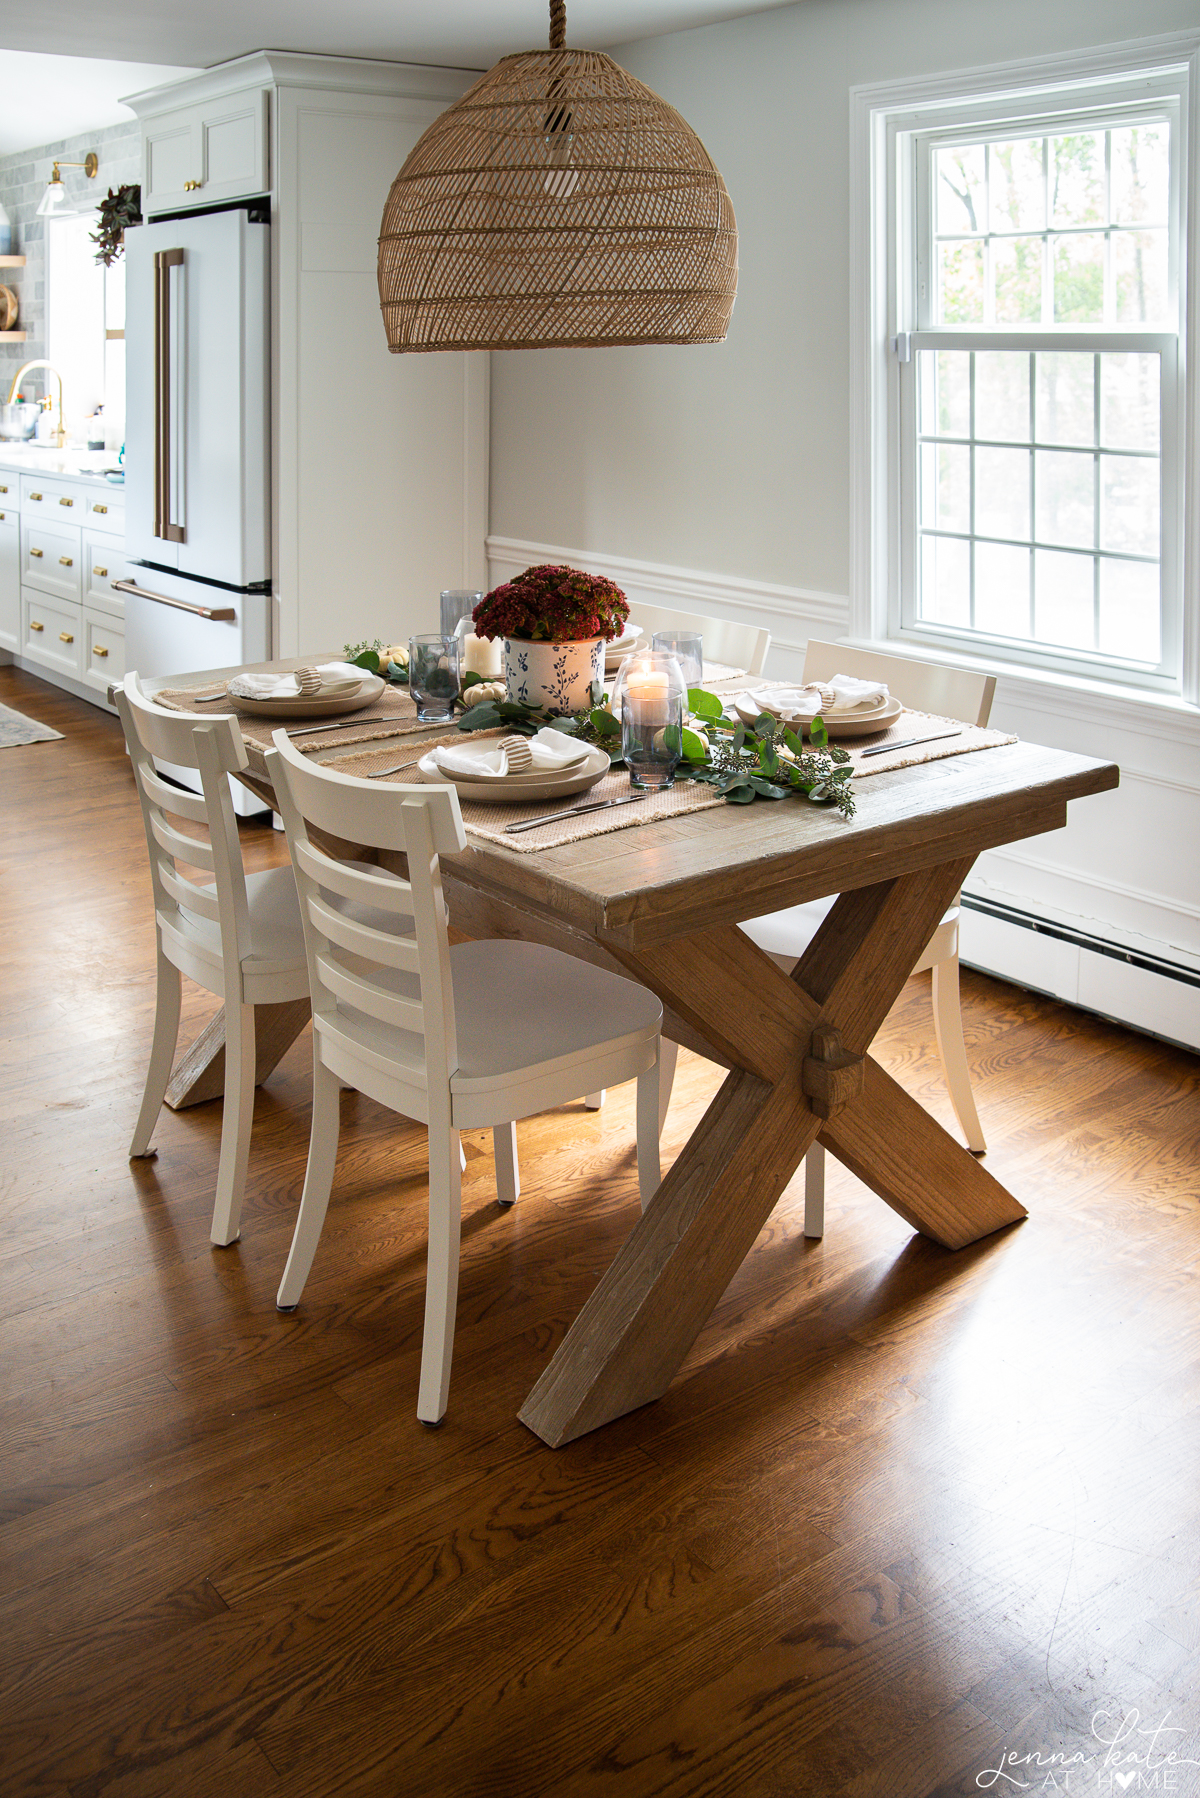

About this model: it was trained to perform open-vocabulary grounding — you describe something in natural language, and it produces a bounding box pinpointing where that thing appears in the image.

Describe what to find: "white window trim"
[849,29,1200,712]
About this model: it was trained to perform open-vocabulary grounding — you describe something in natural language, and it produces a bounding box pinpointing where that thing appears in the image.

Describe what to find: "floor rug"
[0,702,64,747]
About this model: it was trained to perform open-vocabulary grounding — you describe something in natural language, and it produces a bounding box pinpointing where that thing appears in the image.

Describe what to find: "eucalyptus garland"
[455,681,857,818]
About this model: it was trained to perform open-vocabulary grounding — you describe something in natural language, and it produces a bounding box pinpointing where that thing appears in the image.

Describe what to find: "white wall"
[488,0,1200,1051]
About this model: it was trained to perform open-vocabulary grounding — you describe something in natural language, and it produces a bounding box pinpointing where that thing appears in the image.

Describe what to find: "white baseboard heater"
[959,893,1200,1056]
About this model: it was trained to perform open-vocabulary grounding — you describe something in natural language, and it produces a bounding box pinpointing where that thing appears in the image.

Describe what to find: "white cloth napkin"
[747,675,889,721]
[227,661,365,699]
[433,727,588,779]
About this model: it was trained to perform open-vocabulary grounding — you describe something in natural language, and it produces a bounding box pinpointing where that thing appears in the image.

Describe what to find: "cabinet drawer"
[23,589,83,678]
[82,491,125,537]
[143,87,269,214]
[23,520,82,602]
[83,533,128,615]
[0,509,17,653]
[21,475,85,516]
[83,606,125,695]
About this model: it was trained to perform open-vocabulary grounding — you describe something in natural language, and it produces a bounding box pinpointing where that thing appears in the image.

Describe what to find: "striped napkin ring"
[294,665,323,695]
[499,735,534,774]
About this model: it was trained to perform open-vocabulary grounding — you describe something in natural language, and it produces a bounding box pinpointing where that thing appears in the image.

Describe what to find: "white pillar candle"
[625,668,670,725]
[462,632,503,678]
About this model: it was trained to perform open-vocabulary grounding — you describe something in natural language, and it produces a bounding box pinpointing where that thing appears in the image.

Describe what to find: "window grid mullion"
[968,351,977,628]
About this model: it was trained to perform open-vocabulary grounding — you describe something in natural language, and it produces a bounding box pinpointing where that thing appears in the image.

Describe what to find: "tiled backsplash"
[0,119,140,392]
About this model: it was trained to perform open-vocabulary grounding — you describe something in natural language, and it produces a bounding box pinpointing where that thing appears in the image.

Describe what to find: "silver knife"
[284,716,394,737]
[859,728,962,757]
[504,792,648,834]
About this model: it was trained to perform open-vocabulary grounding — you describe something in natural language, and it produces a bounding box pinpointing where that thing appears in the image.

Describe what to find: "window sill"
[841,635,1200,744]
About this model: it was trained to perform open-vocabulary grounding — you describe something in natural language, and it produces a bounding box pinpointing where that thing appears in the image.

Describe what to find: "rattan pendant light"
[377,0,738,352]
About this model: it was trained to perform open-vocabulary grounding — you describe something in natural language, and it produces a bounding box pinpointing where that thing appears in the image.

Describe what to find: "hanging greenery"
[91,186,142,267]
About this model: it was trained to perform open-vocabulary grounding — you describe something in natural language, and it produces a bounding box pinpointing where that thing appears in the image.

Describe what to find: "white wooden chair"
[659,641,997,1239]
[116,672,310,1247]
[264,729,665,1427]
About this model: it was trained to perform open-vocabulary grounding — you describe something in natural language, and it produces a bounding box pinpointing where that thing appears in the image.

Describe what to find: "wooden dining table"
[139,659,1119,1446]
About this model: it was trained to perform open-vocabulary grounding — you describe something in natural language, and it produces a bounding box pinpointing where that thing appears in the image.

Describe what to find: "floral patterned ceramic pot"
[503,636,603,714]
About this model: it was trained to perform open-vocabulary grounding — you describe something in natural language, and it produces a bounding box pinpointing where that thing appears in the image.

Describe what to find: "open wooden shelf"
[0,330,27,341]
[0,255,26,267]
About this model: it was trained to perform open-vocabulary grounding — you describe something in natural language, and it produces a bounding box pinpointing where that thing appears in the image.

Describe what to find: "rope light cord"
[376,0,738,353]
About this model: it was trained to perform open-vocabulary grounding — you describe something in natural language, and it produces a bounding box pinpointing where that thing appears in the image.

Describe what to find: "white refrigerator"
[123,205,272,810]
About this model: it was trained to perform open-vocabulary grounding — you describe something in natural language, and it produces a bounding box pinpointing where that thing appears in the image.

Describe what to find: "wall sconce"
[36,153,99,218]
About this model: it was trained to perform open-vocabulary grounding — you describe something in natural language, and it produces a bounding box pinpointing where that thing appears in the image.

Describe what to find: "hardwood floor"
[2,662,1198,1798]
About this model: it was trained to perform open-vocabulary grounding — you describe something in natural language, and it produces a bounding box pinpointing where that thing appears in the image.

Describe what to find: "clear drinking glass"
[613,651,687,789]
[650,630,703,692]
[440,589,483,638]
[409,633,461,722]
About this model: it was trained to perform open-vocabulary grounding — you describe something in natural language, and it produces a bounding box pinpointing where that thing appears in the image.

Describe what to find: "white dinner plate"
[226,674,386,719]
[733,691,905,739]
[418,739,610,803]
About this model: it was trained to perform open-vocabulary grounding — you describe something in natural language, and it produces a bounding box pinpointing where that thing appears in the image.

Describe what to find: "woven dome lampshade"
[378,1,737,353]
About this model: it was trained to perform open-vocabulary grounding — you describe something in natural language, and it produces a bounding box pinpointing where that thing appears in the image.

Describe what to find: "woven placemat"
[841,709,1015,774]
[328,731,724,853]
[151,678,429,754]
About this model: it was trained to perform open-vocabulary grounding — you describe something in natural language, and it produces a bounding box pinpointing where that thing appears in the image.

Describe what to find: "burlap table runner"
[150,677,428,754]
[328,730,725,853]
[322,706,1014,854]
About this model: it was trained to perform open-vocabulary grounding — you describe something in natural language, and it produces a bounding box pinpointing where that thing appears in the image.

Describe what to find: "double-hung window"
[881,57,1189,693]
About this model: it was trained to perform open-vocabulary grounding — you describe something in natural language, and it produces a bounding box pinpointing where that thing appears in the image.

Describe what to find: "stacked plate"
[223,671,385,720]
[734,687,904,740]
[418,738,611,803]
[604,624,643,680]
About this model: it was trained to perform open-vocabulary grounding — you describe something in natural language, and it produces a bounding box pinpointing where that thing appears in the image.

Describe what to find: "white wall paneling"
[272,73,488,659]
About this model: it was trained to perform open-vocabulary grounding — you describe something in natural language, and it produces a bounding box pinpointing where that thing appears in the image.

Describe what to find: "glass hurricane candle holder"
[650,630,703,694]
[613,650,688,789]
[409,633,461,722]
[440,588,483,638]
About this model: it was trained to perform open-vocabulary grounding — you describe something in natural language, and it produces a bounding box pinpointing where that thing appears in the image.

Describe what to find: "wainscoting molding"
[485,536,848,669]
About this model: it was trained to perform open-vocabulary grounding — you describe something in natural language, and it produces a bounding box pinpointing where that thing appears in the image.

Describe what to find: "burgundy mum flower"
[473,565,630,643]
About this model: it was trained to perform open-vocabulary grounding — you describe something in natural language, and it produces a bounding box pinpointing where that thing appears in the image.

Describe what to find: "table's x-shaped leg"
[519,856,1026,1447]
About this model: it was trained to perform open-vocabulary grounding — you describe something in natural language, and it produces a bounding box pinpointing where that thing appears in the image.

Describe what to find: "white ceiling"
[0,1,793,86]
[0,52,195,158]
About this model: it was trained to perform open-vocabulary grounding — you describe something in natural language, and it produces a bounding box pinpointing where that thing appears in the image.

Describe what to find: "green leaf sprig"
[676,689,857,818]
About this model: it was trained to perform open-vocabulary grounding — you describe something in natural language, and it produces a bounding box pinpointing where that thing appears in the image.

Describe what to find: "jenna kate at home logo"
[976,1710,1200,1791]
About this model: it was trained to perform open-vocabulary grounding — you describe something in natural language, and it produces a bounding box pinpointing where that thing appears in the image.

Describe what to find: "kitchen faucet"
[6,361,66,448]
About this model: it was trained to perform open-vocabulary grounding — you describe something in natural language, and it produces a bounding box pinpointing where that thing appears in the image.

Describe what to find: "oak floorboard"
[0,664,1195,1798]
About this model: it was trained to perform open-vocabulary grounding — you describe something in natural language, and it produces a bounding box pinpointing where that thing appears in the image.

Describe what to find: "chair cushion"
[449,940,662,1088]
[177,863,306,974]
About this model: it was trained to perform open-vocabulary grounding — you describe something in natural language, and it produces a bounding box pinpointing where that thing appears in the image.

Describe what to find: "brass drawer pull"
[93,644,109,658]
[59,496,74,507]
[0,483,7,493]
[30,547,43,558]
[184,179,203,191]
[0,513,5,522]
[59,630,74,643]
[30,619,44,631]
[94,565,108,578]
[60,555,74,566]
[29,491,42,500]
[93,503,108,514]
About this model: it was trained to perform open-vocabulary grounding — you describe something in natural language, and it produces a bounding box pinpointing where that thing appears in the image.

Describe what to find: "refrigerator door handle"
[154,247,187,544]
[113,578,236,621]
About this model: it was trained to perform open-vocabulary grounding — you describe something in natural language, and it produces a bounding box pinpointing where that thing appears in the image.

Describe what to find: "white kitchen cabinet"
[83,531,128,617]
[0,504,18,653]
[82,606,125,695]
[23,518,82,605]
[81,491,125,538]
[22,589,83,680]
[142,87,270,215]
